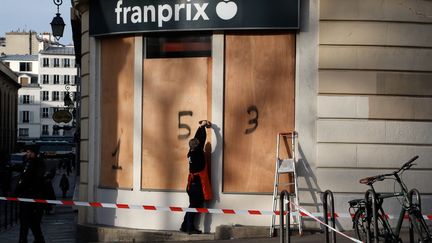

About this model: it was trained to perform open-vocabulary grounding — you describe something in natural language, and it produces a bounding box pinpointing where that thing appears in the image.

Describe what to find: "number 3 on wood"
[178,111,193,139]
[245,105,259,134]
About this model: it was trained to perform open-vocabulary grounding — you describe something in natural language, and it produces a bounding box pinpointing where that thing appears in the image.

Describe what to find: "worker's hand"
[199,120,212,128]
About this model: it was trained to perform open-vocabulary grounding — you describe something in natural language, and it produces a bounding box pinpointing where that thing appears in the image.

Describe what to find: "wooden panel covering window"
[100,37,135,189]
[141,57,211,190]
[224,33,296,193]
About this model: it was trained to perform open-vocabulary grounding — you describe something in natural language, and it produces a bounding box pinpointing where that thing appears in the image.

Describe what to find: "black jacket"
[187,126,206,173]
[15,157,46,198]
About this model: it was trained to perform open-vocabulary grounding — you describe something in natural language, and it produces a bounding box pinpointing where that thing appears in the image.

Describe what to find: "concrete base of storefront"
[77,224,315,242]
[77,224,215,242]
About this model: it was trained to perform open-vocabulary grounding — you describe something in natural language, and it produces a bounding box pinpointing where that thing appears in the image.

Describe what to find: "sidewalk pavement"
[0,205,414,243]
[0,205,77,243]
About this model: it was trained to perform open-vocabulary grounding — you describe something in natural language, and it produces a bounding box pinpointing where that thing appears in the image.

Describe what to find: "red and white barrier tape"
[4,196,432,242]
[289,201,363,243]
[1,197,431,220]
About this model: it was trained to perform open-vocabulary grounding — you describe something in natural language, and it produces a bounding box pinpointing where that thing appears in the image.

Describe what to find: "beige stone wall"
[1,32,40,55]
[73,0,90,224]
[318,0,432,193]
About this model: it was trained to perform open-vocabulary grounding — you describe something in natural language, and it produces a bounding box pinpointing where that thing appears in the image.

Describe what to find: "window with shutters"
[63,58,70,67]
[52,91,59,101]
[22,111,30,123]
[22,95,30,104]
[43,58,49,67]
[42,75,49,84]
[53,75,60,84]
[42,125,49,135]
[19,128,29,137]
[42,108,49,118]
[42,91,49,101]
[19,62,32,71]
[64,75,70,84]
[31,77,38,84]
[54,58,60,67]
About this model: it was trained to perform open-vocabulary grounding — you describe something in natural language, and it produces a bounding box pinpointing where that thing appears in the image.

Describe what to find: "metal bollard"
[408,188,421,243]
[280,190,291,243]
[365,189,378,243]
[323,190,336,243]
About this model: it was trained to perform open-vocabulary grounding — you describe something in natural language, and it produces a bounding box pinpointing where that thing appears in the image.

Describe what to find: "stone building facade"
[72,0,432,240]
[0,62,20,154]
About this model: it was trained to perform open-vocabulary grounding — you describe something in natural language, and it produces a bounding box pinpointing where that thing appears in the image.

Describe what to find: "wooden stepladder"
[270,131,302,237]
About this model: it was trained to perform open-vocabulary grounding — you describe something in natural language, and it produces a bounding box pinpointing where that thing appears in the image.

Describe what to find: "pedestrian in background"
[15,144,46,243]
[59,173,70,198]
[43,169,56,214]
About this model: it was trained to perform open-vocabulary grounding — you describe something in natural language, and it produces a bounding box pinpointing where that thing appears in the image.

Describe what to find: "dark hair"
[24,144,40,154]
[189,138,199,150]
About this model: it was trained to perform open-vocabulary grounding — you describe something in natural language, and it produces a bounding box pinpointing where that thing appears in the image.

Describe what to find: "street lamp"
[63,85,74,108]
[50,0,65,41]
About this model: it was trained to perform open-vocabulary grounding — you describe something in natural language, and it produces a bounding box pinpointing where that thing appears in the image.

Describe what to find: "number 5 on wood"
[178,111,193,139]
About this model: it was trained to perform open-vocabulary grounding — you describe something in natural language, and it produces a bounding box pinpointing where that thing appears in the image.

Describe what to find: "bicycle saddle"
[359,175,383,185]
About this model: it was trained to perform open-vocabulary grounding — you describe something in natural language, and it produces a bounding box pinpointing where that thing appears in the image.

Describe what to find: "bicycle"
[348,155,432,242]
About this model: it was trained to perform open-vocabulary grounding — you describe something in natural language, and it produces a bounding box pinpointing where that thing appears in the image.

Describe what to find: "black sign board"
[52,110,73,124]
[90,0,299,36]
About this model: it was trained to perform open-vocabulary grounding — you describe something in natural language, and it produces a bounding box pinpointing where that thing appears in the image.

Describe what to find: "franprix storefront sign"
[90,0,300,36]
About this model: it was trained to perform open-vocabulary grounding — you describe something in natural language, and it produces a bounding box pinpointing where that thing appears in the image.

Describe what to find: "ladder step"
[277,159,295,173]
[276,182,295,186]
[271,131,302,236]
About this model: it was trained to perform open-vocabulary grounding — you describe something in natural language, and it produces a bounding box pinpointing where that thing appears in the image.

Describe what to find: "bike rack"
[408,188,422,243]
[365,189,379,243]
[279,190,291,243]
[323,190,336,243]
[0,200,19,230]
[408,188,422,211]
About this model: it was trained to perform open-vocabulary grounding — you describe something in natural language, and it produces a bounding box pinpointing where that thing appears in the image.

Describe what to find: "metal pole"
[280,190,291,243]
[408,188,421,243]
[0,201,3,229]
[365,189,378,243]
[323,190,336,243]
[4,201,7,230]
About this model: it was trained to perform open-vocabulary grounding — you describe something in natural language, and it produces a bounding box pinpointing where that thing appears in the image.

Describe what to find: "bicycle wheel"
[409,207,432,243]
[353,209,368,241]
[353,208,394,242]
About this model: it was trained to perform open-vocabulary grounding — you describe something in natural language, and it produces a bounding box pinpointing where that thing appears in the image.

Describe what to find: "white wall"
[4,58,41,139]
[17,86,41,139]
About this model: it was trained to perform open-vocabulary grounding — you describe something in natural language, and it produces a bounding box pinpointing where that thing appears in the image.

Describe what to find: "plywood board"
[100,37,135,189]
[142,57,211,190]
[224,33,296,193]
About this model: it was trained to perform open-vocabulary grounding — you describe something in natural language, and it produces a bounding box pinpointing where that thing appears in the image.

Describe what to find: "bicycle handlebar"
[359,155,419,185]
